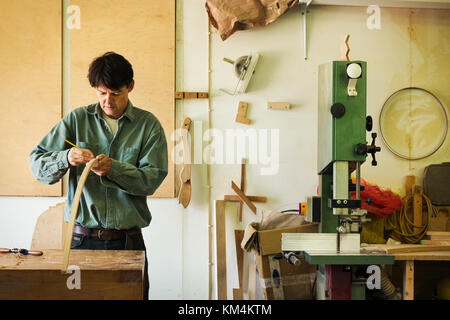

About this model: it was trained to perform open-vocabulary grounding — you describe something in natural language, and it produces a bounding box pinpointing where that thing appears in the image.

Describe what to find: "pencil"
[64,139,81,149]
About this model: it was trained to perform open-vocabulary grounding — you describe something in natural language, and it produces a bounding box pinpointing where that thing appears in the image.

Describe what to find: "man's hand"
[91,154,112,176]
[68,147,95,166]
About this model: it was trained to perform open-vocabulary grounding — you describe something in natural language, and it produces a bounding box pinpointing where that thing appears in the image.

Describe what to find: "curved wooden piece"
[61,158,98,273]
[178,117,192,208]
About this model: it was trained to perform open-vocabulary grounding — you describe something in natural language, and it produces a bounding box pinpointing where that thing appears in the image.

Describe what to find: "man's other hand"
[91,154,112,176]
[68,147,95,166]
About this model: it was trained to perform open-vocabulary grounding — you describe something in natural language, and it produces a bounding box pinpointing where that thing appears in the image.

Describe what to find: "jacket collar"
[87,100,135,121]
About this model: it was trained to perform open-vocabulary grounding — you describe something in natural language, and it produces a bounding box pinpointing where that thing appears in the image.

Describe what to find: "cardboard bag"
[205,0,299,40]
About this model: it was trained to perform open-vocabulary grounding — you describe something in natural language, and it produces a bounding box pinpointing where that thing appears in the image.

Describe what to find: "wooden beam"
[385,245,450,254]
[239,159,246,222]
[267,102,291,110]
[403,260,414,300]
[405,175,415,198]
[223,195,267,202]
[215,200,227,300]
[413,185,423,233]
[232,288,243,300]
[248,257,256,300]
[234,230,244,289]
[231,181,257,215]
[175,91,208,99]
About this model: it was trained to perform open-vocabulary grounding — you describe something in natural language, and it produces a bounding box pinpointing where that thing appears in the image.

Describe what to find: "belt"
[73,225,141,241]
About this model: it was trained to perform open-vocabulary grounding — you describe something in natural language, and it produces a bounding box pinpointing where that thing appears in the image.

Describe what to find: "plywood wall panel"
[69,0,175,198]
[0,0,62,196]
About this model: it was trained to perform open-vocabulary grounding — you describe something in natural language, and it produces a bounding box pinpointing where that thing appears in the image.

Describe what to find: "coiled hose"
[391,193,438,244]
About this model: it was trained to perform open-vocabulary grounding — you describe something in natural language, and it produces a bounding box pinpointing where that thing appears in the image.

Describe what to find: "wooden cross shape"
[223,158,267,221]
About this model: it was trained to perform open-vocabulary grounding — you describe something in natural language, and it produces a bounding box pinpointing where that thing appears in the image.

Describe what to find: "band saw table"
[0,249,145,299]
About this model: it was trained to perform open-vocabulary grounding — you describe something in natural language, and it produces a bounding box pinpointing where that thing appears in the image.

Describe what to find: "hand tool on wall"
[220,53,259,95]
[0,248,43,256]
[178,117,192,208]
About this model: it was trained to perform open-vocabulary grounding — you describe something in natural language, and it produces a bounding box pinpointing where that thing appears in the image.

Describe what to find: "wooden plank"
[403,260,414,300]
[184,92,198,99]
[426,231,450,240]
[366,244,450,261]
[429,236,450,241]
[239,159,246,222]
[248,257,256,300]
[426,231,450,236]
[267,102,291,110]
[69,0,175,198]
[0,249,144,300]
[385,245,450,254]
[224,195,267,202]
[215,200,227,300]
[405,175,415,198]
[174,91,184,99]
[281,233,360,253]
[0,0,61,196]
[421,240,450,245]
[232,288,243,300]
[231,181,257,214]
[413,185,423,233]
[234,230,245,289]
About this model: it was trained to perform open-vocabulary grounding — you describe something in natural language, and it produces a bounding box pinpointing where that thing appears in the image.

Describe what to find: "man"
[29,52,168,300]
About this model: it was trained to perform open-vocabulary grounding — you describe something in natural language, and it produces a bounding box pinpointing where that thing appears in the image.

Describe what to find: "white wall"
[0,1,448,300]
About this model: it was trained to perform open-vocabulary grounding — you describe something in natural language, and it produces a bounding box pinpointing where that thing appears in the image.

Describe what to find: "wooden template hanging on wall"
[69,0,176,197]
[0,0,62,196]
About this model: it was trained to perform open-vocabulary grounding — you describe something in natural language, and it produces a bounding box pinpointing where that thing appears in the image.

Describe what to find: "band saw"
[282,60,395,300]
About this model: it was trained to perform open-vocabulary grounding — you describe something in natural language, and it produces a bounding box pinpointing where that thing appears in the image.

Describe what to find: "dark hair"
[88,52,133,90]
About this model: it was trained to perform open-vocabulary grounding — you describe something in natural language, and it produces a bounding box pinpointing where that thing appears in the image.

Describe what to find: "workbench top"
[0,249,145,271]
[0,250,145,299]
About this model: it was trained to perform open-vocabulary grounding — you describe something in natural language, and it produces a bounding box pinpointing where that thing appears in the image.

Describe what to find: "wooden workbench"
[0,249,145,300]
[364,244,450,300]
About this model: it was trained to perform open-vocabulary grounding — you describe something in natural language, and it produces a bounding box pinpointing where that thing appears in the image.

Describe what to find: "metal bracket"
[300,1,312,60]
[347,78,358,96]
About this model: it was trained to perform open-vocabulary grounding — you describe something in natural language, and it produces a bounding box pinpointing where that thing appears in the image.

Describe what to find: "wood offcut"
[62,158,98,273]
[178,117,192,208]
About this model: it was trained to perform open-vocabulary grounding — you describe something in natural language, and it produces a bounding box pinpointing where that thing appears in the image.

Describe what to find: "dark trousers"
[71,230,149,300]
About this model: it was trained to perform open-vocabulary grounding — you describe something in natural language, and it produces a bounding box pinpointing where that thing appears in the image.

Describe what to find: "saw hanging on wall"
[220,53,259,95]
[178,117,192,208]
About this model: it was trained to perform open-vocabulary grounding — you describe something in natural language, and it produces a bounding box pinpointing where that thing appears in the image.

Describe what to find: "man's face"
[96,81,134,119]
